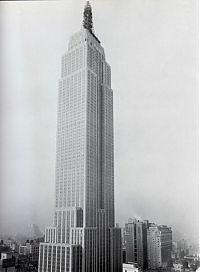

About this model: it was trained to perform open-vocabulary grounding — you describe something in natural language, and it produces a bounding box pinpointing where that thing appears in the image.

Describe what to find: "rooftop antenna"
[83,1,93,33]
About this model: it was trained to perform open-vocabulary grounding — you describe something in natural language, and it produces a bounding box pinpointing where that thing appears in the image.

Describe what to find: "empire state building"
[38,2,122,271]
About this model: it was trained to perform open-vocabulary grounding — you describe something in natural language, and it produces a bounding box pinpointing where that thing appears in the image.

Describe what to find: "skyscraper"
[38,2,122,272]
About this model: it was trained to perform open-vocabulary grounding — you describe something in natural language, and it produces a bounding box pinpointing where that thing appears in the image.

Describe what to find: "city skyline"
[0,0,198,246]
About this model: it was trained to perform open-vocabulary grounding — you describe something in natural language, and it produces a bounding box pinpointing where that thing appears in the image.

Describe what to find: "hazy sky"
[0,0,198,244]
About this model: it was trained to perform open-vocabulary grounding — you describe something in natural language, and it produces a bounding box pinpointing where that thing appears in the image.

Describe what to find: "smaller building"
[124,218,148,270]
[173,262,184,272]
[0,247,16,271]
[1,252,12,260]
[3,240,12,248]
[19,240,39,262]
[0,240,16,252]
[19,245,28,255]
[147,224,172,269]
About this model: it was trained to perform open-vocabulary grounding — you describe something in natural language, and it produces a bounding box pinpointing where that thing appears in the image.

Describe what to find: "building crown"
[83,1,93,33]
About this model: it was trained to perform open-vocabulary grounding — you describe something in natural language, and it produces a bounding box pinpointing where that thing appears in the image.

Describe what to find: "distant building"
[3,240,12,248]
[177,239,189,258]
[19,240,39,262]
[0,252,12,261]
[172,241,178,259]
[0,247,15,271]
[19,245,27,255]
[29,224,43,239]
[147,224,172,269]
[0,240,16,252]
[124,219,148,270]
[173,262,184,272]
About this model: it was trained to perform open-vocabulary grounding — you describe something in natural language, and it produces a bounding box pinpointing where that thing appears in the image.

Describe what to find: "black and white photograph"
[0,1,198,271]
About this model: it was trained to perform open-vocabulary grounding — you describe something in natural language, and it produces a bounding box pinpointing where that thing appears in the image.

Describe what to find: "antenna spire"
[83,1,93,33]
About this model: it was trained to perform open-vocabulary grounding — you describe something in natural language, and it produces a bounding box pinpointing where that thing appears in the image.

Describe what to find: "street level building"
[38,2,122,272]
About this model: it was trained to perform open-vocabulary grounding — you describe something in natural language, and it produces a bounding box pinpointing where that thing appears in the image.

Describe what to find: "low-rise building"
[19,240,39,262]
[0,247,16,271]
[173,262,184,272]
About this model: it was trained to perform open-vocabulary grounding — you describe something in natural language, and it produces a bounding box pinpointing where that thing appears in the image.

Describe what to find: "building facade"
[19,240,39,262]
[124,219,148,270]
[38,2,122,272]
[147,225,172,269]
